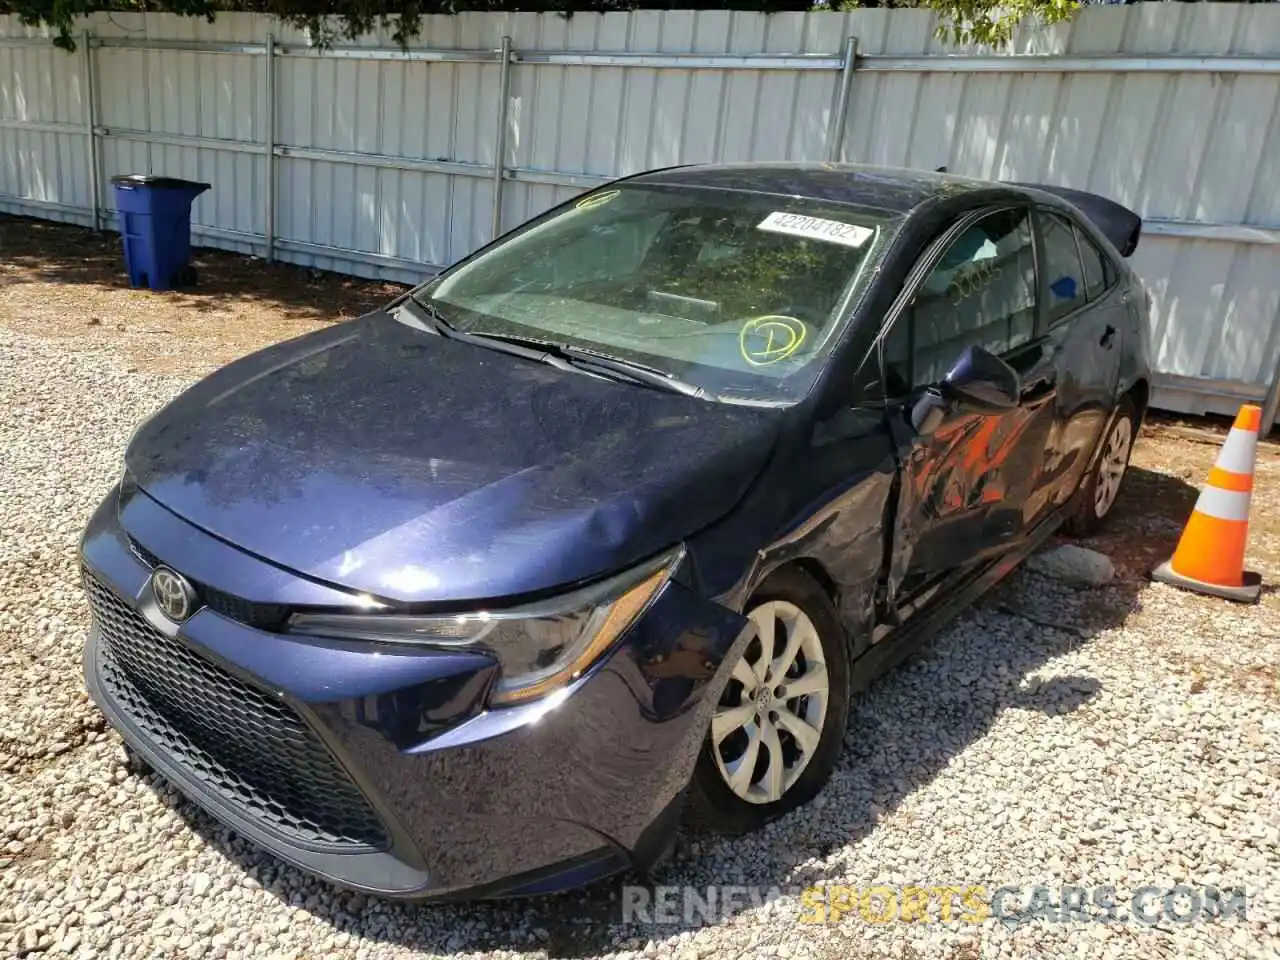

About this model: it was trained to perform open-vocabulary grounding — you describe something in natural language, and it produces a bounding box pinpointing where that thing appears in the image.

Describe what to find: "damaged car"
[79,162,1151,899]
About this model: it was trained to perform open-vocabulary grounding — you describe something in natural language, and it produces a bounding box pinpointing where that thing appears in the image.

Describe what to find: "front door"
[877,206,1054,609]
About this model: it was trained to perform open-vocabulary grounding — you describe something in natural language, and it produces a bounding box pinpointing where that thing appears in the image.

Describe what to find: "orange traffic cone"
[1152,404,1263,603]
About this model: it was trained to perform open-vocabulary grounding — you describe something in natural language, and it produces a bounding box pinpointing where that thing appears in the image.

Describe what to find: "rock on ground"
[1028,544,1117,587]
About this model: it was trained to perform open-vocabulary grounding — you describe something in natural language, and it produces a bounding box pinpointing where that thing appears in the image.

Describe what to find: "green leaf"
[0,0,1081,55]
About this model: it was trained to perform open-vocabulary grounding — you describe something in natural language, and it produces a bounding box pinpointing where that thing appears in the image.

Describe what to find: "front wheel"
[1065,397,1137,536]
[688,567,851,835]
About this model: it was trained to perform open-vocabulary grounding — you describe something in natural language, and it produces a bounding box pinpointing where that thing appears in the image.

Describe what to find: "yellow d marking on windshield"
[739,316,807,366]
[575,189,620,211]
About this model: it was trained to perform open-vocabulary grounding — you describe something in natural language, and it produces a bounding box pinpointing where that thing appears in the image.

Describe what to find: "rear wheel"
[1065,397,1136,536]
[689,567,850,834]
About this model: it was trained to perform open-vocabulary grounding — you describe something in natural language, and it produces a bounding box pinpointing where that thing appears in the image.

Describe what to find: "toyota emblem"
[150,566,197,623]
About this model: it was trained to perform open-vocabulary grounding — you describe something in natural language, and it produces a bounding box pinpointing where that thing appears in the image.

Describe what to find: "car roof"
[625,162,1016,217]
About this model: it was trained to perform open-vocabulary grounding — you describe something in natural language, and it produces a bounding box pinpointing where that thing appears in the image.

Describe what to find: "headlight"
[286,548,680,706]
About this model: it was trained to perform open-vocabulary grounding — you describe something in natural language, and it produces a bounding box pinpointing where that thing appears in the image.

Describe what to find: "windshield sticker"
[739,315,807,366]
[575,189,620,211]
[757,211,873,248]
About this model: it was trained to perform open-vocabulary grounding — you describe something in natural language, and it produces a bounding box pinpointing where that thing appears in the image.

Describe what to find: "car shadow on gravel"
[136,465,1199,957]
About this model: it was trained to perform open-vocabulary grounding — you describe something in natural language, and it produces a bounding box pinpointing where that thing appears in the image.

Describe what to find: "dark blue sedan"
[80,163,1151,900]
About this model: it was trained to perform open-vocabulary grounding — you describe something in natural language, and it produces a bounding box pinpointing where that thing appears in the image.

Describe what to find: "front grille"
[129,539,289,630]
[86,572,388,850]
[201,590,289,631]
[130,540,162,568]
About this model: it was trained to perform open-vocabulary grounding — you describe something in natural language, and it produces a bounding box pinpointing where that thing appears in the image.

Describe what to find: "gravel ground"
[2,225,1279,958]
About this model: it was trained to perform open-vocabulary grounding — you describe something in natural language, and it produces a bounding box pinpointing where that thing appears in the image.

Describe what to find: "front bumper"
[80,486,750,899]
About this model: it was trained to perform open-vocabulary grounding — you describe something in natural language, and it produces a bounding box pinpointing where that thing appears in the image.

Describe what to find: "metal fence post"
[491,36,513,241]
[81,31,101,231]
[826,36,858,163]
[264,32,277,262]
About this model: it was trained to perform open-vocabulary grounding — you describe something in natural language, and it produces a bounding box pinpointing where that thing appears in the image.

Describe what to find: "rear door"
[877,205,1056,607]
[1031,207,1126,511]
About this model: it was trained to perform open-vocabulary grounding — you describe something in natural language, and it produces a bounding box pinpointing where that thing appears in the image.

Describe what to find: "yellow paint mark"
[575,189,620,211]
[739,315,807,366]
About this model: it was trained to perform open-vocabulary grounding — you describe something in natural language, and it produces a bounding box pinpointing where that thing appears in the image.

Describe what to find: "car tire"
[1064,396,1137,537]
[687,566,851,836]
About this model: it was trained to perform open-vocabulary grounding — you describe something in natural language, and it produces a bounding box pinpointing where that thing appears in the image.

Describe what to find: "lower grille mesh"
[87,572,387,850]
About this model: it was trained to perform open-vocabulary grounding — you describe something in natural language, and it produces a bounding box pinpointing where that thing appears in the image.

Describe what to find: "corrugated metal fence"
[2,6,1280,422]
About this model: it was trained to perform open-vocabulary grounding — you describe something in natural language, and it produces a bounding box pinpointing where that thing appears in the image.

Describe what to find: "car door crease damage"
[77,162,1151,900]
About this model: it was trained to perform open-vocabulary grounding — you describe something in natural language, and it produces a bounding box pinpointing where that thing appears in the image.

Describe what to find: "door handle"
[1021,376,1056,403]
[1100,324,1117,349]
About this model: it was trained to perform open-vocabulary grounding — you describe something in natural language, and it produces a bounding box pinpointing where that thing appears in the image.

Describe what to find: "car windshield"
[417,184,902,404]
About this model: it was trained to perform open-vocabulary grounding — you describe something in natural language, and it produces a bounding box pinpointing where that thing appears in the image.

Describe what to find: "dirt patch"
[8,836,52,866]
[0,214,407,376]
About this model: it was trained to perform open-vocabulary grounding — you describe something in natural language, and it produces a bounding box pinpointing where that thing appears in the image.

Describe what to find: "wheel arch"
[1126,377,1150,426]
[1089,376,1146,477]
[788,557,841,607]
[738,552,843,607]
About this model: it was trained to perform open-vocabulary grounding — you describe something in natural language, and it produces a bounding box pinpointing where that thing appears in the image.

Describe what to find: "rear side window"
[1040,211,1087,323]
[1077,229,1109,300]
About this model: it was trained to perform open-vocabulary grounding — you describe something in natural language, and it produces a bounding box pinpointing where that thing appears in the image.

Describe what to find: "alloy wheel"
[711,600,830,805]
[1094,415,1133,518]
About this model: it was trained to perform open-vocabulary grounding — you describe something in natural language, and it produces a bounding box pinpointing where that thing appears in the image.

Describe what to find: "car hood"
[125,311,783,604]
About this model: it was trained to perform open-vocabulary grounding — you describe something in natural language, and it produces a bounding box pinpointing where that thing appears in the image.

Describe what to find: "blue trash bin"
[111,175,210,291]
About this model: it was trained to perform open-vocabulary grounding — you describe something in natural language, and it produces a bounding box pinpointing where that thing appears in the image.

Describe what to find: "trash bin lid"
[111,174,211,191]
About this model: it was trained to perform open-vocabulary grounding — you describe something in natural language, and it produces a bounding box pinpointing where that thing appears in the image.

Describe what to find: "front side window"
[422,185,902,404]
[890,207,1038,390]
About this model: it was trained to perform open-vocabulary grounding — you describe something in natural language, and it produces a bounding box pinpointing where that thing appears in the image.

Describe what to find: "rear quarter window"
[1076,228,1111,300]
[1039,211,1088,324]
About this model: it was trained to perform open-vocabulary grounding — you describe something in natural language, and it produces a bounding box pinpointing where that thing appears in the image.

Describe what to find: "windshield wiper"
[395,301,581,369]
[394,296,458,337]
[559,344,709,399]
[393,306,708,400]
[465,331,708,399]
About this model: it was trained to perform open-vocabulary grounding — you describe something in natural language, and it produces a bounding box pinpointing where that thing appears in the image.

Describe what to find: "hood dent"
[125,314,782,604]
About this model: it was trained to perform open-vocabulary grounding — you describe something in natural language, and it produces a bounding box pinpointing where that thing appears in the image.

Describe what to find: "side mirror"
[938,344,1022,413]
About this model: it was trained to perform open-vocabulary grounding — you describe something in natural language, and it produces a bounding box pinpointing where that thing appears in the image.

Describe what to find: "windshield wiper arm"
[395,303,582,369]
[559,345,709,399]
[465,332,707,399]
[395,316,708,400]
[395,296,458,337]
